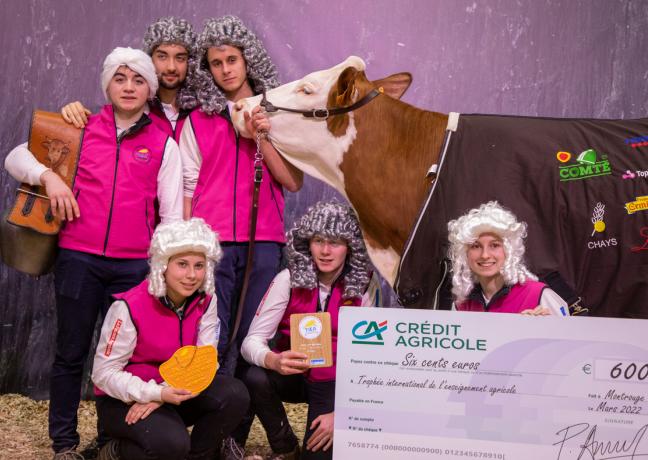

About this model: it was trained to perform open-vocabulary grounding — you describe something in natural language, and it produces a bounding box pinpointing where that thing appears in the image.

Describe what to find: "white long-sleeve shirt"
[178,116,202,199]
[160,102,179,129]
[241,269,380,368]
[4,127,184,223]
[91,296,219,404]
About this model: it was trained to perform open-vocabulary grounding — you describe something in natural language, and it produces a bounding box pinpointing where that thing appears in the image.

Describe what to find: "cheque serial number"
[374,443,506,458]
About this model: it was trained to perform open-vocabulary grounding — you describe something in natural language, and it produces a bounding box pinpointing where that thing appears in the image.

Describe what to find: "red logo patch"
[556,151,571,163]
[104,319,123,356]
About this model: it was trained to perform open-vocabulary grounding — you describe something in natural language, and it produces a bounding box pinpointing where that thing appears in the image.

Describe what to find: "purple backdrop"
[1,0,646,397]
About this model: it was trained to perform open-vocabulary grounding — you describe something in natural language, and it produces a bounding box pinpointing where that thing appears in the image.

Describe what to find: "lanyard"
[317,282,332,312]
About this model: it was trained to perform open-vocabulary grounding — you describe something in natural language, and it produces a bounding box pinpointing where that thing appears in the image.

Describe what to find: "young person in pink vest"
[232,202,379,460]
[4,47,184,459]
[61,17,200,143]
[92,218,249,460]
[180,15,303,378]
[447,201,569,316]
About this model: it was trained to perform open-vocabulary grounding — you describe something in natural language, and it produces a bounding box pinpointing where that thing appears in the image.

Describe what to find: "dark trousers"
[216,242,282,376]
[50,248,149,452]
[96,375,250,460]
[236,364,335,460]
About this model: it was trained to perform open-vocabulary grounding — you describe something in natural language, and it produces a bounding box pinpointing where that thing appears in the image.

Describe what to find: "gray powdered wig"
[142,17,199,111]
[286,201,371,298]
[189,15,279,115]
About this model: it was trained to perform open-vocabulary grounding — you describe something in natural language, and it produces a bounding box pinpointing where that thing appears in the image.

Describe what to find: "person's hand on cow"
[40,170,80,221]
[520,305,552,316]
[125,401,162,425]
[61,101,92,129]
[306,412,334,452]
[243,105,271,140]
[264,350,309,375]
[236,102,304,191]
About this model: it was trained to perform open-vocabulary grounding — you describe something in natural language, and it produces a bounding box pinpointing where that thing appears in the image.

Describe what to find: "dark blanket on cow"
[395,114,648,318]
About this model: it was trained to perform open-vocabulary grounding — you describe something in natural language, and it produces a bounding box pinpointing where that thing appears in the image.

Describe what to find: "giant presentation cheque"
[334,308,648,459]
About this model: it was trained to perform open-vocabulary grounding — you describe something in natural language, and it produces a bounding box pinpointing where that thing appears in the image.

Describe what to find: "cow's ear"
[372,72,412,100]
[327,67,359,136]
[335,67,359,106]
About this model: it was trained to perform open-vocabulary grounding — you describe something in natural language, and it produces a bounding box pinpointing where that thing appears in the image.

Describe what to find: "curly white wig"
[101,47,158,100]
[286,201,371,298]
[188,15,279,115]
[447,201,537,303]
[147,218,222,297]
[142,16,200,111]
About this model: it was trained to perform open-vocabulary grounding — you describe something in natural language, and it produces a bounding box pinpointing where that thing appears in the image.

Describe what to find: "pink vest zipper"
[95,280,211,396]
[189,109,285,242]
[58,105,168,258]
[457,280,546,313]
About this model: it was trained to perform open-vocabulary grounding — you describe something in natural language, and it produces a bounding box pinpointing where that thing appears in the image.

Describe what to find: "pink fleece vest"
[189,109,285,242]
[275,281,362,382]
[58,105,168,258]
[457,281,546,313]
[95,280,211,396]
[149,104,186,143]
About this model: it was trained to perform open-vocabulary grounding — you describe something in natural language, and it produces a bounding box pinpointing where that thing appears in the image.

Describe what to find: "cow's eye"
[298,85,314,95]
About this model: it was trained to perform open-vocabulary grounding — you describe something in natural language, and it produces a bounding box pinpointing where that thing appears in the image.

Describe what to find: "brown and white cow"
[232,57,648,318]
[232,56,447,285]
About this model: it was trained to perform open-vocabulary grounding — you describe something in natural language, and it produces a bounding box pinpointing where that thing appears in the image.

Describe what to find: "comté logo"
[557,149,611,182]
[352,320,387,345]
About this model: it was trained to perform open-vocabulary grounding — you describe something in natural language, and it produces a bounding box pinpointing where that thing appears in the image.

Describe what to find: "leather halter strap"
[259,88,381,120]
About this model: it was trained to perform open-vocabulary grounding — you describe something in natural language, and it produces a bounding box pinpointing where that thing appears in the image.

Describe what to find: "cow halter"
[259,88,382,120]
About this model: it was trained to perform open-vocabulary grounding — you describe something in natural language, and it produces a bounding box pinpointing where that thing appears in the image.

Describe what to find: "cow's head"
[42,137,70,165]
[232,56,411,194]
